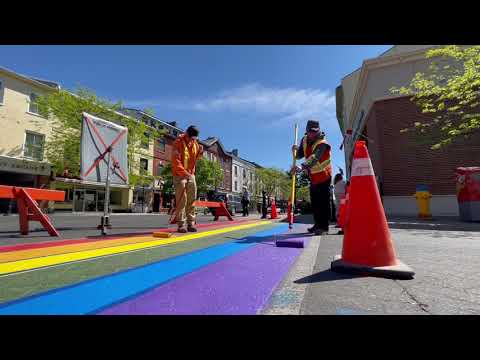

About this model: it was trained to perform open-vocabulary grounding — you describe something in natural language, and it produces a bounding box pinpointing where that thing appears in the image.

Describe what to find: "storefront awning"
[0,155,51,176]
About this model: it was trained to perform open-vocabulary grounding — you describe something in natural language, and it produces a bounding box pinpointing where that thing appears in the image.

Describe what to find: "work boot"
[314,228,329,236]
[307,225,319,233]
[187,225,197,232]
[177,226,187,233]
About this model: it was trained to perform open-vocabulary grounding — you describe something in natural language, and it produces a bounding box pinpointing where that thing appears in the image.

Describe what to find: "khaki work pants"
[173,176,197,227]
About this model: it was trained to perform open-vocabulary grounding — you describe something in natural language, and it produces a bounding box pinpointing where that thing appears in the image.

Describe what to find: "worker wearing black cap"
[291,120,332,235]
[172,125,204,233]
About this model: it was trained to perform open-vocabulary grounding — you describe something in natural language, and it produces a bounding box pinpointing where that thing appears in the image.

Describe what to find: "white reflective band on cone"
[351,157,374,177]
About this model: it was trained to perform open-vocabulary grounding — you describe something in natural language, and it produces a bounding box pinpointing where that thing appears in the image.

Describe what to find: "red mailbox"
[455,167,480,221]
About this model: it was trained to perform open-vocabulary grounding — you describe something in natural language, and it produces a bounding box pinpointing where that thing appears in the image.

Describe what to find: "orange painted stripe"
[0,235,157,264]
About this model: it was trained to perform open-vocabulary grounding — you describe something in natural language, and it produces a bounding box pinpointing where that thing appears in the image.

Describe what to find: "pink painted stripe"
[0,219,258,253]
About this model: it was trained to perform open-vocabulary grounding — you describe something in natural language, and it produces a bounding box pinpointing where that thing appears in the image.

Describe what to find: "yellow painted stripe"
[0,236,164,264]
[0,221,272,276]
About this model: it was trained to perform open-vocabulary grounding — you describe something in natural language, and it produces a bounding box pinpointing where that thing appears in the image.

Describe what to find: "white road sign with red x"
[80,112,129,185]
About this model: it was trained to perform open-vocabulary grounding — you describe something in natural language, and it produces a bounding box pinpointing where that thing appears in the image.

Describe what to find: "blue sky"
[0,45,391,172]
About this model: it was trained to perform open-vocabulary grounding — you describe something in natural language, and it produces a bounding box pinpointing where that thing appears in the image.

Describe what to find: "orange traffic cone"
[331,141,414,279]
[270,198,278,219]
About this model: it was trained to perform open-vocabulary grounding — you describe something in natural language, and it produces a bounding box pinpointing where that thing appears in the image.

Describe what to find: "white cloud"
[126,83,337,127]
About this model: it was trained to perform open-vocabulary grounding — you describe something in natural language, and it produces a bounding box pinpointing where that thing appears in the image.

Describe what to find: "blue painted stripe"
[0,224,288,315]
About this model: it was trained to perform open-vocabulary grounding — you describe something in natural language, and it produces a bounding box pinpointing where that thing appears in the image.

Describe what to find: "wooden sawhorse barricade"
[0,185,65,237]
[170,201,233,224]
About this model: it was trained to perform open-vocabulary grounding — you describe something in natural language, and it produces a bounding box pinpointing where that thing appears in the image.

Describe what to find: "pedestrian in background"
[333,172,346,221]
[241,186,250,217]
[261,190,268,219]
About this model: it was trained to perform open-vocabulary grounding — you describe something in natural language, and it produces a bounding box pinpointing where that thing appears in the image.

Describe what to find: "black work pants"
[242,201,249,216]
[310,178,332,231]
[261,205,268,219]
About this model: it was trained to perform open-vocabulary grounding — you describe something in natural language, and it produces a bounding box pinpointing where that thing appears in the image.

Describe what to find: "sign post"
[99,147,112,234]
[80,112,128,236]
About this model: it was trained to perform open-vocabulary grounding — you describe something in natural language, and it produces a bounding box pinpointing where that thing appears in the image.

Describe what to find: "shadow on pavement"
[233,231,312,245]
[294,269,363,284]
[280,214,313,225]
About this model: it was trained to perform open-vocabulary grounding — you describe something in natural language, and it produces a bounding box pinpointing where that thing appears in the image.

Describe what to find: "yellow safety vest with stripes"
[302,136,332,183]
[183,138,200,172]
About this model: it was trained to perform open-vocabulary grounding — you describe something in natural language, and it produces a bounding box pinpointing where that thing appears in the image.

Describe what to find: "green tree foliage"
[255,167,291,199]
[391,45,480,150]
[296,185,310,202]
[195,157,224,195]
[160,157,224,197]
[160,164,174,196]
[35,88,165,187]
[290,171,310,203]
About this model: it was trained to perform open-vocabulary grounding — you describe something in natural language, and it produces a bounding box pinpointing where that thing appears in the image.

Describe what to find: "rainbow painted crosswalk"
[0,220,311,315]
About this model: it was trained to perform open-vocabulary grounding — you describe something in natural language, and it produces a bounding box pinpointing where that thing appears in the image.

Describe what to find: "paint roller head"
[275,238,304,248]
[152,232,173,238]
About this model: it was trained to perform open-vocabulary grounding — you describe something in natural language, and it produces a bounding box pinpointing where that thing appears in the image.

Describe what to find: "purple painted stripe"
[99,236,310,315]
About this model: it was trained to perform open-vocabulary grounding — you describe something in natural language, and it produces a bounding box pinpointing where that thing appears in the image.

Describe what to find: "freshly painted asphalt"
[0,224,290,314]
[100,230,310,315]
[0,221,270,276]
[0,224,278,304]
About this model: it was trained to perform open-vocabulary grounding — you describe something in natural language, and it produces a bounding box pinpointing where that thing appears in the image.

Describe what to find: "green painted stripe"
[0,224,278,304]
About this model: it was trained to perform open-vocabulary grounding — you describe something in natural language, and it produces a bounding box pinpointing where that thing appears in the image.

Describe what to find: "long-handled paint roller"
[152,180,188,238]
[288,123,298,230]
[276,123,304,248]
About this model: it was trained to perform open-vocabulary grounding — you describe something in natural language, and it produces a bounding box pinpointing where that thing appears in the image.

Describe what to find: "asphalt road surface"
[264,215,480,315]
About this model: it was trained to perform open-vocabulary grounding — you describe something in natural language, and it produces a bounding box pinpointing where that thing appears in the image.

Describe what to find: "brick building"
[201,137,232,193]
[336,45,479,216]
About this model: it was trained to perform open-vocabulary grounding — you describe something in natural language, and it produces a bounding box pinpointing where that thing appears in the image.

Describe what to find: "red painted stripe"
[0,219,258,253]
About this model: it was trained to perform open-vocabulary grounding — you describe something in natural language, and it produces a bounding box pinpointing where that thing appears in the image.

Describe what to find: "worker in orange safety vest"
[171,125,204,233]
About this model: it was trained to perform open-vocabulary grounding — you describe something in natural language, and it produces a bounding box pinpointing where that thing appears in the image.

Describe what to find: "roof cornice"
[0,66,60,91]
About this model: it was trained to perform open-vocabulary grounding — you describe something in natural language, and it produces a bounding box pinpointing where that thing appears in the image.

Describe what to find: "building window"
[234,166,238,176]
[157,138,166,152]
[140,158,148,174]
[29,93,40,114]
[157,163,164,176]
[0,80,4,104]
[250,173,253,182]
[24,132,45,161]
[234,181,238,191]
[243,169,246,179]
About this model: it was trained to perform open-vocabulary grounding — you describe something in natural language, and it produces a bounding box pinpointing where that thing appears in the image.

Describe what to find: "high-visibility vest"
[172,134,200,176]
[302,136,332,184]
[182,137,199,172]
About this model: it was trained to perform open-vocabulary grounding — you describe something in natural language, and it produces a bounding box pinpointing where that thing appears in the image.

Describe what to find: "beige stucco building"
[336,45,479,217]
[0,65,154,214]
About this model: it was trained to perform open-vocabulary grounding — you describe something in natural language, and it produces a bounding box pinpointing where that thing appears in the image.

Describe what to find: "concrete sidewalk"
[265,214,480,315]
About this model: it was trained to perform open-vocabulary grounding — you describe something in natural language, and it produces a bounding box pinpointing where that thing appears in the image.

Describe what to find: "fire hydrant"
[414,184,432,219]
